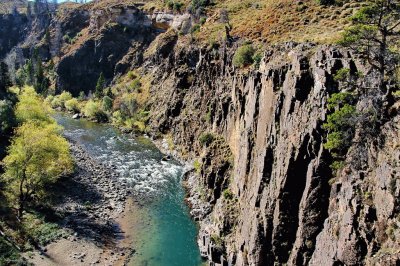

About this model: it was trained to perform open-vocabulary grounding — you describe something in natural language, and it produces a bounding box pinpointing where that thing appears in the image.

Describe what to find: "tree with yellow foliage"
[2,87,73,219]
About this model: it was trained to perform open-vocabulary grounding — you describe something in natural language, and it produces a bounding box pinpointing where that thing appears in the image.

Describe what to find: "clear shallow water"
[54,114,202,266]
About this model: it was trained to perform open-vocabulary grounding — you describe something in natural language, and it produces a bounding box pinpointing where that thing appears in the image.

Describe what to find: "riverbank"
[24,141,138,265]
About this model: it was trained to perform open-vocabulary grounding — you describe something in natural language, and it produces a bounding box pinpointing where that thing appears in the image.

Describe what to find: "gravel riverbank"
[25,140,138,266]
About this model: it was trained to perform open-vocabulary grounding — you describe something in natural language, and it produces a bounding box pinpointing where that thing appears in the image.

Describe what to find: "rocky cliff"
[1,1,399,265]
[141,39,400,265]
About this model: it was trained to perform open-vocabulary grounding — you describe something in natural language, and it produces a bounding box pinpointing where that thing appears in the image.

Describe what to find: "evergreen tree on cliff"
[339,0,400,92]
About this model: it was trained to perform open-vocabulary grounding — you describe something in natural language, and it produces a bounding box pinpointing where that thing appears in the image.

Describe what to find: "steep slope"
[138,38,400,265]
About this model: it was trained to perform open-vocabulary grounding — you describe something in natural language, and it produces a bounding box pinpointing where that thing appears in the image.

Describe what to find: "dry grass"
[194,0,365,44]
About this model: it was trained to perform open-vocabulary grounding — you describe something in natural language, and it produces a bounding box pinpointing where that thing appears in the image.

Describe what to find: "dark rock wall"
[0,13,28,59]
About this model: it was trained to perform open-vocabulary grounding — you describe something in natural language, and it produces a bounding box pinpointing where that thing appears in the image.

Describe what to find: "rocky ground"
[24,141,138,266]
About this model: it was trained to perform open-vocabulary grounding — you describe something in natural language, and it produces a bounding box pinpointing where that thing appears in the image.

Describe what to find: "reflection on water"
[55,113,202,266]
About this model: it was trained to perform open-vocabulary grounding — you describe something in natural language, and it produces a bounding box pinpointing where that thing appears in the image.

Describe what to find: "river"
[55,113,202,266]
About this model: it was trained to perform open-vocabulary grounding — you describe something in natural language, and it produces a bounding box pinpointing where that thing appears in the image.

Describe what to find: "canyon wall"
[142,39,400,265]
[1,3,399,265]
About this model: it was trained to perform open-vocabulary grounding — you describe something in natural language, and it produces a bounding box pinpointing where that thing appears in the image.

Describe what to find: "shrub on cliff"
[233,44,255,68]
[323,92,358,157]
[199,132,215,146]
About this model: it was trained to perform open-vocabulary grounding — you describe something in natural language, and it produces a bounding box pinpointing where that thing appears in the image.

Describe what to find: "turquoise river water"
[55,114,202,266]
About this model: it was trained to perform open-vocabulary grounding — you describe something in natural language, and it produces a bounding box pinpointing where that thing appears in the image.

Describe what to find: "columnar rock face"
[143,41,400,265]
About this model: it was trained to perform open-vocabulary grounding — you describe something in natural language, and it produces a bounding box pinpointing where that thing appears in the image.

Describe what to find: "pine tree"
[95,72,105,99]
[0,62,12,94]
[339,0,400,91]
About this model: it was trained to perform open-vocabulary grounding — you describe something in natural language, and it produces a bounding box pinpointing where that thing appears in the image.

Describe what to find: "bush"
[102,96,113,112]
[50,96,62,108]
[233,44,255,68]
[64,98,80,113]
[252,52,263,68]
[78,91,86,101]
[222,188,234,200]
[199,132,215,146]
[193,160,202,173]
[59,91,72,107]
[191,24,201,33]
[323,92,357,157]
[83,100,108,122]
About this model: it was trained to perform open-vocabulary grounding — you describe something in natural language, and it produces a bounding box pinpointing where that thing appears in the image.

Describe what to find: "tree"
[339,0,400,91]
[15,87,53,124]
[0,100,16,135]
[102,96,113,111]
[2,121,73,219]
[0,62,12,95]
[95,72,105,99]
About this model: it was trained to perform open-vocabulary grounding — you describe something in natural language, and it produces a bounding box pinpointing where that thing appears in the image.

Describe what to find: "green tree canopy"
[339,0,400,88]
[2,121,73,218]
[15,87,53,124]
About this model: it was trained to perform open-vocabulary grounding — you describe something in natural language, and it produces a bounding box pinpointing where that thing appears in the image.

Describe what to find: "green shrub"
[102,96,113,112]
[83,100,108,122]
[323,92,357,157]
[233,44,255,68]
[166,0,174,9]
[59,91,72,106]
[64,98,80,113]
[252,52,263,68]
[50,96,62,108]
[222,188,234,200]
[174,2,183,11]
[130,78,142,92]
[127,71,137,80]
[199,132,215,146]
[200,17,207,25]
[333,68,351,82]
[192,0,211,9]
[191,24,201,33]
[23,213,67,246]
[0,236,21,265]
[78,91,86,101]
[193,160,202,173]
